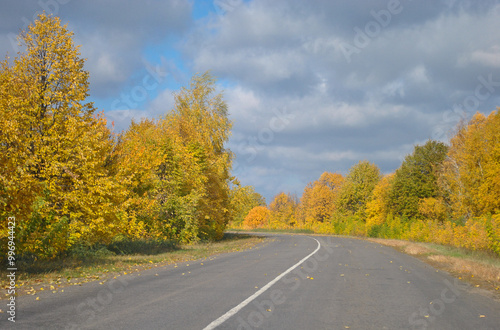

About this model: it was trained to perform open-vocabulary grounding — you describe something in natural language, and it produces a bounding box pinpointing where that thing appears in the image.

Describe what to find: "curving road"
[8,234,500,329]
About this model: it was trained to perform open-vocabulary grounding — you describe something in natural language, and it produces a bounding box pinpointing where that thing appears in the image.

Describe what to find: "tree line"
[0,14,264,259]
[241,110,500,256]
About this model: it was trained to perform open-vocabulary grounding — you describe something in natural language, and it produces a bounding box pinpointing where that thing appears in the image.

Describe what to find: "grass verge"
[0,233,264,300]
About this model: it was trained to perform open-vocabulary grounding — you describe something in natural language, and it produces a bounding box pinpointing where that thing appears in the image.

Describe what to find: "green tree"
[389,140,448,221]
[338,161,381,218]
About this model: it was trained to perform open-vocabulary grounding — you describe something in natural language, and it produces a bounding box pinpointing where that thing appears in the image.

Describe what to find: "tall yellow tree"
[0,14,124,257]
[268,192,298,228]
[439,110,500,219]
[299,172,344,224]
[365,173,394,233]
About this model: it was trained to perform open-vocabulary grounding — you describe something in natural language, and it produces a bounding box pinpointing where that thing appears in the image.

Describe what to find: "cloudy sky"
[1,0,500,202]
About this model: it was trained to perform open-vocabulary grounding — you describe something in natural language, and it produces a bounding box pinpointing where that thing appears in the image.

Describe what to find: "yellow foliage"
[365,174,394,232]
[418,197,447,223]
[298,172,343,224]
[268,192,298,228]
[440,109,500,219]
[1,14,125,257]
[243,206,270,229]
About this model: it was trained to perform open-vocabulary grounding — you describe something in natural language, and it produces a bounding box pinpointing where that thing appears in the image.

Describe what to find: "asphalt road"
[6,234,500,329]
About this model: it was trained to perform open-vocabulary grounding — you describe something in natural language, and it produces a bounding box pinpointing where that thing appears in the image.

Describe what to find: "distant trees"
[241,111,500,255]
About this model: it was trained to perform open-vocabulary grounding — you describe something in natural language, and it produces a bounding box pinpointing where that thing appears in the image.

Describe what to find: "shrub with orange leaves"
[243,206,270,229]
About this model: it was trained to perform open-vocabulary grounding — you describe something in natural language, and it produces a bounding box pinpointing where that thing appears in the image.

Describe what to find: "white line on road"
[203,237,321,330]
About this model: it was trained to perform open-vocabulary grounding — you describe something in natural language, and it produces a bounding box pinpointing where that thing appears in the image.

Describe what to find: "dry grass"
[403,244,434,255]
[427,255,450,263]
[429,255,500,283]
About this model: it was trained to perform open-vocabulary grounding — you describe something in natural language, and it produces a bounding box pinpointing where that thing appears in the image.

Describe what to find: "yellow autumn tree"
[268,192,298,228]
[298,172,344,224]
[0,14,125,257]
[439,110,500,219]
[243,206,270,229]
[0,59,41,235]
[365,173,394,233]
